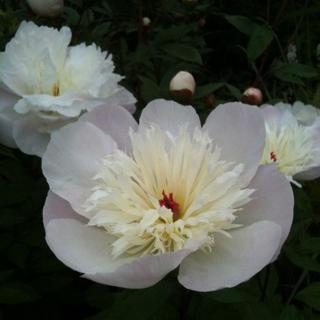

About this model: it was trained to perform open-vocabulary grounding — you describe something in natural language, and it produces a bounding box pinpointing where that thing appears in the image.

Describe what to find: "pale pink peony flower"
[260,102,320,185]
[42,99,293,291]
[0,21,136,156]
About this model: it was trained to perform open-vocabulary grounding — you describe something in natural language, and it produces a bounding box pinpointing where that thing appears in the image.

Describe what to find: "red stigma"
[159,191,180,221]
[270,151,277,162]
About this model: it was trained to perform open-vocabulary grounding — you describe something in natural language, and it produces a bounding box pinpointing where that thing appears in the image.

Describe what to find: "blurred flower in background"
[26,0,64,17]
[260,102,320,185]
[42,99,293,292]
[0,21,136,156]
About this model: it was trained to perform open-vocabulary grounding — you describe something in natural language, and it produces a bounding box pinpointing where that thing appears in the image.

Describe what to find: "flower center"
[159,191,180,221]
[52,82,60,96]
[261,117,318,183]
[83,126,253,258]
[270,151,277,162]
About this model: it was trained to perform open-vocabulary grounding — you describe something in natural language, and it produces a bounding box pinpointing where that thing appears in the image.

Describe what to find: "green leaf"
[272,61,318,84]
[225,15,255,36]
[299,238,320,254]
[296,282,320,311]
[162,44,202,64]
[139,76,161,102]
[64,7,81,25]
[0,283,39,304]
[247,24,273,62]
[207,287,256,303]
[225,84,242,99]
[193,82,224,99]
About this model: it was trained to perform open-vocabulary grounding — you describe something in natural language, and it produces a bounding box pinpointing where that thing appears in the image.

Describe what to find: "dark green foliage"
[0,0,320,319]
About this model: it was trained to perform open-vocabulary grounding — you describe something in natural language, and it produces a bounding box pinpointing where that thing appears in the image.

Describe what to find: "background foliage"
[0,0,320,319]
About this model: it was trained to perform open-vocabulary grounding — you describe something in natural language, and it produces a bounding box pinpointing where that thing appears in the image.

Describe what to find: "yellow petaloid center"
[83,126,253,258]
[261,119,317,184]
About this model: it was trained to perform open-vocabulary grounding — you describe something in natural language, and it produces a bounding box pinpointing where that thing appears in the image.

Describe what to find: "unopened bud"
[26,0,64,17]
[241,87,263,106]
[142,17,151,27]
[169,71,196,100]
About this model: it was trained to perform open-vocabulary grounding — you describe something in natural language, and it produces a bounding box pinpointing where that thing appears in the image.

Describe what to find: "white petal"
[237,165,293,247]
[45,218,126,274]
[43,191,85,227]
[139,99,201,137]
[203,102,265,185]
[109,86,137,114]
[0,113,17,148]
[84,240,200,289]
[0,84,19,111]
[13,115,50,156]
[80,104,137,153]
[42,121,117,212]
[178,221,281,292]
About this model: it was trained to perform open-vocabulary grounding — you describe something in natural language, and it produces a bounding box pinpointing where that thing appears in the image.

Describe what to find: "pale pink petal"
[43,191,86,227]
[42,121,117,212]
[80,104,137,153]
[13,115,50,156]
[203,102,265,185]
[45,218,127,275]
[0,85,19,111]
[139,99,201,137]
[83,240,200,289]
[178,221,281,292]
[238,165,293,247]
[0,113,17,148]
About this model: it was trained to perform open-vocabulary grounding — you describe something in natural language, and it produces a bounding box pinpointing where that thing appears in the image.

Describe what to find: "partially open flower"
[241,87,263,106]
[260,103,320,185]
[170,71,196,100]
[0,21,136,156]
[42,99,293,291]
[26,0,64,17]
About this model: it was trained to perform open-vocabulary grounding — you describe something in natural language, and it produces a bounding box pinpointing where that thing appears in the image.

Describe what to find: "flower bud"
[26,0,64,17]
[169,71,196,100]
[142,17,151,27]
[241,87,263,106]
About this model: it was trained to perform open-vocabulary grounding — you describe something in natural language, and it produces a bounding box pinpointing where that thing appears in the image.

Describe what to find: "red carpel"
[159,191,180,221]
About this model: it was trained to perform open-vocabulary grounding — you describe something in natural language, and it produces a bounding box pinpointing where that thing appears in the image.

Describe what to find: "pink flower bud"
[241,87,263,106]
[26,0,64,17]
[169,71,196,100]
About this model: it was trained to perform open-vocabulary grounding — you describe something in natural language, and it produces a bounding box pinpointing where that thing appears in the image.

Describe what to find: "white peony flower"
[26,0,64,17]
[271,101,320,126]
[260,103,320,185]
[0,21,136,156]
[42,99,293,291]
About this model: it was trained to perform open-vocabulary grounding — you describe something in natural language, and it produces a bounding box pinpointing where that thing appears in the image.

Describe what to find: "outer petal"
[178,221,281,292]
[139,99,201,137]
[108,86,137,114]
[84,240,200,289]
[46,218,127,275]
[0,113,17,148]
[42,121,117,212]
[80,104,137,153]
[237,165,294,247]
[43,191,85,227]
[13,115,50,156]
[203,102,265,185]
[0,84,20,112]
[44,192,200,289]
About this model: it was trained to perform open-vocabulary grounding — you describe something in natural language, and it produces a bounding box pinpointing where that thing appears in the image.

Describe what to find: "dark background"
[0,0,320,319]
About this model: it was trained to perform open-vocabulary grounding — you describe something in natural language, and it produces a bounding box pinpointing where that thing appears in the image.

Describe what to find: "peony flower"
[270,101,320,126]
[42,99,293,291]
[26,0,64,17]
[0,21,136,156]
[260,103,320,185]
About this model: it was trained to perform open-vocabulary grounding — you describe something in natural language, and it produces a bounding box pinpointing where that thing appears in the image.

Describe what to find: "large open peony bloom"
[260,103,320,185]
[42,100,293,291]
[0,21,136,156]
